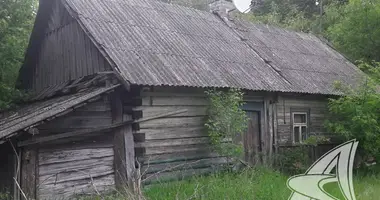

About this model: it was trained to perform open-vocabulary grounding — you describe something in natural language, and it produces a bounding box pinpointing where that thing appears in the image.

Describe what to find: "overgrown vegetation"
[243,0,380,63]
[325,61,380,162]
[0,0,36,109]
[205,89,248,165]
[143,167,380,200]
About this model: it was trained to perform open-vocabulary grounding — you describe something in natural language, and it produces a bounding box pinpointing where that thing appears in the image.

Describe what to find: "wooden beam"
[20,148,37,200]
[17,121,132,147]
[111,89,134,189]
[135,109,188,124]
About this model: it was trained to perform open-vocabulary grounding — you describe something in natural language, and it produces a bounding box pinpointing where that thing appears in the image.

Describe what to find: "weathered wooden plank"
[136,137,210,148]
[141,157,227,174]
[141,92,206,98]
[139,117,205,129]
[19,121,130,147]
[36,134,114,151]
[136,109,189,124]
[38,117,113,130]
[149,87,206,94]
[138,127,206,140]
[143,144,213,155]
[136,106,207,118]
[39,159,114,184]
[139,150,218,164]
[38,174,115,200]
[39,148,114,166]
[142,96,209,106]
[21,148,37,200]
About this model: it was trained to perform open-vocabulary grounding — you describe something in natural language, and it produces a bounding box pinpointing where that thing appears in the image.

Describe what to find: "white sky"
[232,0,251,13]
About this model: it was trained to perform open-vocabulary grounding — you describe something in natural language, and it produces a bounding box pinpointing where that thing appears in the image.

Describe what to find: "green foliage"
[144,167,291,200]
[325,0,380,62]
[0,0,37,110]
[303,135,331,146]
[205,89,248,162]
[144,167,380,200]
[0,191,10,200]
[325,61,380,160]
[276,146,311,175]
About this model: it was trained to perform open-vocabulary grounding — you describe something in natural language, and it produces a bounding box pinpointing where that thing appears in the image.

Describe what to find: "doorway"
[243,111,262,164]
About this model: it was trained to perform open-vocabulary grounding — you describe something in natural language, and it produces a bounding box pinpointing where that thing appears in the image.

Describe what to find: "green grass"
[143,167,380,200]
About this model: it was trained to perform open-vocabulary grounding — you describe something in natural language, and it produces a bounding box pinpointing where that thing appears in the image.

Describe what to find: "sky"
[232,0,252,13]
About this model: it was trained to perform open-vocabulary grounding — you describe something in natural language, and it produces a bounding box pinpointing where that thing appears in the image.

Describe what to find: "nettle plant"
[205,89,249,165]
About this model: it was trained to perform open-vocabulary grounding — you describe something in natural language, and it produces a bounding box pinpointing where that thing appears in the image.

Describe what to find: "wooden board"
[142,96,209,106]
[37,146,115,199]
[139,117,205,129]
[135,106,207,118]
[137,127,206,140]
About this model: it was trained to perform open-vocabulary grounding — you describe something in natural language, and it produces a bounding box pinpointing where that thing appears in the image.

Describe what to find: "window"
[292,112,308,143]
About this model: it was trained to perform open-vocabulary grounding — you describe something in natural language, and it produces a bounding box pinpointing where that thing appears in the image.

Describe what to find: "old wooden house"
[0,0,364,199]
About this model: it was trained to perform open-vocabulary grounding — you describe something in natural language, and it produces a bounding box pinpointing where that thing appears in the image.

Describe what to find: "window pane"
[294,114,307,123]
[301,126,307,141]
[294,126,300,143]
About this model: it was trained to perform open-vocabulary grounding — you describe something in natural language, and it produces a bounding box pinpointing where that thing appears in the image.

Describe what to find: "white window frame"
[292,112,308,144]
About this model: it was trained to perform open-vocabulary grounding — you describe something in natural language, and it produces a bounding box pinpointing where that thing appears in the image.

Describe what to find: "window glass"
[294,126,300,143]
[301,126,307,141]
[294,113,307,123]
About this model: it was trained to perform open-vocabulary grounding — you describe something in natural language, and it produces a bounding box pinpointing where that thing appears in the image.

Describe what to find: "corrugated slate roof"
[0,85,119,139]
[63,0,364,95]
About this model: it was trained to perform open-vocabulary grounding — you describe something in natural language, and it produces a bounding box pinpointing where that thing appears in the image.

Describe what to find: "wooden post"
[20,148,37,200]
[111,90,135,190]
[268,102,274,166]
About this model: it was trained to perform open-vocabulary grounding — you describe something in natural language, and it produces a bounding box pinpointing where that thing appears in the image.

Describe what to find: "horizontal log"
[141,157,227,174]
[139,117,205,129]
[38,174,115,200]
[39,147,114,166]
[143,144,213,155]
[19,121,131,147]
[142,96,209,106]
[135,137,210,148]
[38,117,113,130]
[147,87,206,94]
[136,106,207,118]
[139,150,218,165]
[39,158,114,184]
[137,127,206,140]
[141,91,206,98]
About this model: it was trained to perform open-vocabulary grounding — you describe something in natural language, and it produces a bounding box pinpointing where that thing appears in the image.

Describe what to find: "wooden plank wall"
[276,94,329,144]
[34,97,115,199]
[31,0,111,94]
[133,87,227,184]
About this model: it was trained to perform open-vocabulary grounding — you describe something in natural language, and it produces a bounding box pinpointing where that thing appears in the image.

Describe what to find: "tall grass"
[143,167,380,200]
[144,168,290,200]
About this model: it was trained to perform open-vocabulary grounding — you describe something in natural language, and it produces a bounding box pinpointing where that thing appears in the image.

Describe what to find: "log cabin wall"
[275,94,329,144]
[132,86,270,183]
[19,0,112,94]
[23,96,116,199]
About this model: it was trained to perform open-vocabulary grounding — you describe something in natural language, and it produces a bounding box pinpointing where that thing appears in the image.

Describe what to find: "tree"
[0,0,37,110]
[325,61,380,161]
[325,0,380,62]
[205,89,248,166]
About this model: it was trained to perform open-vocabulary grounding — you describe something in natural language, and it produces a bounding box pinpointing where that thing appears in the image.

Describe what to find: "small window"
[292,112,308,143]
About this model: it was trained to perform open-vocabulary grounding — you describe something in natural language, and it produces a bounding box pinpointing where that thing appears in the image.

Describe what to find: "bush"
[205,89,248,165]
[325,61,380,161]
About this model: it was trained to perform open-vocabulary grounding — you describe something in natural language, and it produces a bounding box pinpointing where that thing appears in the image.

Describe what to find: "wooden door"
[244,111,261,164]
